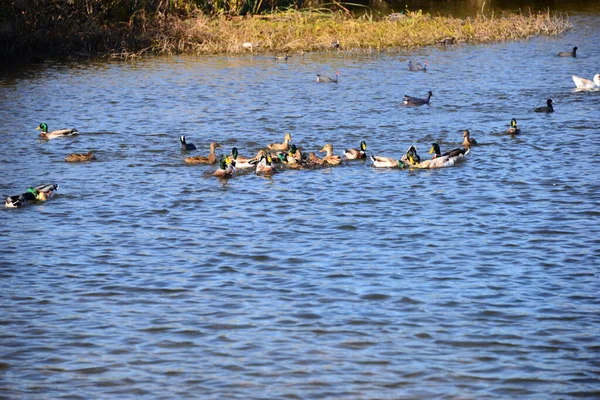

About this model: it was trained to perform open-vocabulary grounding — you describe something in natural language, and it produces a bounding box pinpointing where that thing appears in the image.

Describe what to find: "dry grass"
[144,9,571,57]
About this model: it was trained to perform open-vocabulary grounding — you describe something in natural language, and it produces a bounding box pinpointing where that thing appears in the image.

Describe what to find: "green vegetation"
[0,1,571,61]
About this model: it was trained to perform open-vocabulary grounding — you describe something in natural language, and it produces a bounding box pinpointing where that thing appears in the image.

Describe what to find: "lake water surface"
[1,9,599,400]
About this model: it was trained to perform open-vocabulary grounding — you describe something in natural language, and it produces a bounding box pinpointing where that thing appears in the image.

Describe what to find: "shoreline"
[0,9,571,62]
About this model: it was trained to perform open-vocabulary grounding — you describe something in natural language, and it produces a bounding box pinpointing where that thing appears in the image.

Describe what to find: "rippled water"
[1,12,600,400]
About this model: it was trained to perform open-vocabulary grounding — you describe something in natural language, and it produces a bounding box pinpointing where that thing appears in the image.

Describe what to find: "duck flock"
[6,45,595,208]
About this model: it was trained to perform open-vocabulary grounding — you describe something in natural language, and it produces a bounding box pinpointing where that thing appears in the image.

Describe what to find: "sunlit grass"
[141,9,571,57]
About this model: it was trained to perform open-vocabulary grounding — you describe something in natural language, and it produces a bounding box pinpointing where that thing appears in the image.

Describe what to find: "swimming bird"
[65,151,96,162]
[36,123,78,140]
[267,132,292,151]
[400,145,421,165]
[317,71,339,83]
[412,149,470,169]
[5,190,37,208]
[180,135,197,151]
[408,61,428,71]
[534,98,554,113]
[370,155,405,168]
[462,130,478,149]
[429,143,468,159]
[230,147,264,170]
[572,74,600,90]
[344,141,367,160]
[403,91,432,106]
[255,153,275,175]
[31,183,59,201]
[274,54,290,61]
[213,155,236,178]
[505,118,521,135]
[319,144,342,166]
[331,39,340,49]
[558,46,577,57]
[184,142,221,164]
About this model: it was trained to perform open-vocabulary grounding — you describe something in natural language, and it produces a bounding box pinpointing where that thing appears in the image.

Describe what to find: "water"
[1,10,600,400]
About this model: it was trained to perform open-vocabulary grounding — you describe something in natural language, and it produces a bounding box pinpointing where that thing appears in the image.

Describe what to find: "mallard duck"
[65,151,96,162]
[534,98,554,113]
[278,144,304,169]
[404,146,468,169]
[213,155,236,178]
[344,141,367,160]
[267,132,292,151]
[307,152,325,166]
[255,153,275,175]
[316,71,339,83]
[370,155,407,168]
[36,123,78,140]
[462,130,478,149]
[505,118,521,135]
[5,190,36,208]
[319,144,342,166]
[230,147,264,170]
[558,46,577,57]
[274,54,290,61]
[429,143,468,159]
[399,145,421,165]
[403,91,432,106]
[180,135,196,151]
[31,184,59,201]
[184,142,221,164]
[572,74,600,90]
[408,61,428,71]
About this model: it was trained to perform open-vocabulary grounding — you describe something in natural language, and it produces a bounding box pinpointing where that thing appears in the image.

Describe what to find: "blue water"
[1,11,599,400]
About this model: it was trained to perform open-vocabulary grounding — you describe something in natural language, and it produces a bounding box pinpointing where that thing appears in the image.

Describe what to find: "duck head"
[360,141,367,151]
[231,147,239,160]
[36,123,48,133]
[429,143,441,157]
[510,118,518,128]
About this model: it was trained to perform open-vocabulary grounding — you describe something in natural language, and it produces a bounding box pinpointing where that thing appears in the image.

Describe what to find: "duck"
[370,155,406,168]
[404,146,467,169]
[184,142,221,164]
[462,130,478,149]
[255,153,275,175]
[572,74,600,90]
[534,98,554,113]
[65,151,96,162]
[429,143,468,159]
[5,190,37,208]
[180,135,197,151]
[505,118,521,135]
[344,141,367,160]
[400,145,421,165]
[408,61,428,71]
[558,46,577,57]
[213,155,236,178]
[331,39,340,49]
[36,123,78,140]
[316,71,339,83]
[31,183,59,201]
[403,91,432,106]
[307,152,325,166]
[267,132,292,151]
[278,144,304,168]
[274,54,290,61]
[319,144,342,166]
[230,147,264,170]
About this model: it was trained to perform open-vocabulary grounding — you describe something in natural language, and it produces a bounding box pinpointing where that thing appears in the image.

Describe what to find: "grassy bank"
[153,9,570,57]
[0,1,571,61]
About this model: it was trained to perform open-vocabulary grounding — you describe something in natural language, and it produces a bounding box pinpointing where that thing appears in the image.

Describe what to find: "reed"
[0,1,571,61]
[148,9,571,56]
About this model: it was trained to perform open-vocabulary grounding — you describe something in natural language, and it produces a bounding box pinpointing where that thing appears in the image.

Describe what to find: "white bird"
[572,74,600,90]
